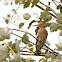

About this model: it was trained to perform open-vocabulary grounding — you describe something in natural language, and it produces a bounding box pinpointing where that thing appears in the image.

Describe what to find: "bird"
[34,19,48,55]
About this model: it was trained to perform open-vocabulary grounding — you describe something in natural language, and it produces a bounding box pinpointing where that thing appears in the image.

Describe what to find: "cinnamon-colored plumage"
[35,20,48,55]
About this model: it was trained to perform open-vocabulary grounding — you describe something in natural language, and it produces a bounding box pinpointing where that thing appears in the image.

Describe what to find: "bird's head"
[33,19,48,28]
[38,19,48,28]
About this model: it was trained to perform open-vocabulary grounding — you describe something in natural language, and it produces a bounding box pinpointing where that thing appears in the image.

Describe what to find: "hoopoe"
[35,20,48,55]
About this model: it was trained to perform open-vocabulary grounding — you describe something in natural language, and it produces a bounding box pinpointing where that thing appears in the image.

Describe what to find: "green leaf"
[28,43,33,47]
[40,11,52,21]
[12,43,15,50]
[57,4,61,9]
[56,19,62,24]
[8,41,12,47]
[58,24,62,30]
[41,11,49,16]
[57,54,61,59]
[45,54,51,58]
[22,33,29,44]
[60,6,62,13]
[26,58,35,62]
[10,54,20,62]
[19,23,24,28]
[57,5,62,13]
[24,1,30,8]
[15,39,20,53]
[28,20,36,29]
[45,23,51,27]
[50,23,58,32]
[46,15,52,21]
[15,0,19,5]
[55,43,62,51]
[0,45,9,62]
[39,16,42,21]
[4,60,8,62]
[51,54,56,59]
[31,0,39,7]
[56,13,62,23]
[60,30,62,36]
[0,28,10,41]
[21,57,26,62]
[29,48,33,51]
[0,36,5,41]
[5,19,9,24]
[42,59,47,62]
[46,41,50,46]
[39,58,47,62]
[4,14,11,24]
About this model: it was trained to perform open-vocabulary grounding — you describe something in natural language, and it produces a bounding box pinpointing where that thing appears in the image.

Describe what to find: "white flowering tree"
[0,0,62,62]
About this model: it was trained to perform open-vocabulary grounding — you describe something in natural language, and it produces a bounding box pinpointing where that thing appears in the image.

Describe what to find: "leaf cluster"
[39,11,52,21]
[57,4,62,13]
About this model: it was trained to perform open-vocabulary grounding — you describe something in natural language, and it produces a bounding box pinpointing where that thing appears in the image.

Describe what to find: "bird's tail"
[34,40,43,55]
[34,36,45,55]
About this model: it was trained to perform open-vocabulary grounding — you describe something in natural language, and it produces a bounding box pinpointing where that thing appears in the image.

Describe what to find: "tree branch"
[36,5,57,18]
[11,29,58,56]
[39,1,57,15]
[53,0,61,3]
[45,44,58,55]
[20,51,47,54]
[11,32,48,56]
[19,52,45,56]
[52,0,57,6]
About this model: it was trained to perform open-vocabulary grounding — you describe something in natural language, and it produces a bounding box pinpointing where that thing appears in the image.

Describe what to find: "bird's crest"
[38,19,48,25]
[38,19,48,28]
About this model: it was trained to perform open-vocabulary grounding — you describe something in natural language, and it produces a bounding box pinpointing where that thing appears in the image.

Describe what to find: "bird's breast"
[37,28,48,41]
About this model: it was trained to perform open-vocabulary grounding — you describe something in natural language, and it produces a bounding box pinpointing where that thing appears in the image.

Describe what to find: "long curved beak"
[33,25,38,26]
[32,25,38,27]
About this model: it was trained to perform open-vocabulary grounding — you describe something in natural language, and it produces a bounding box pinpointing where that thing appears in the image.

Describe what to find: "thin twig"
[53,0,61,3]
[45,44,58,55]
[19,52,45,56]
[20,51,47,54]
[52,0,57,6]
[5,43,15,54]
[39,1,57,15]
[11,29,38,41]
[11,4,21,20]
[36,5,57,18]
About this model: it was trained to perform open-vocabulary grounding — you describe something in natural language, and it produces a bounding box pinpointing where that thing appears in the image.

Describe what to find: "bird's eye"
[40,24,42,25]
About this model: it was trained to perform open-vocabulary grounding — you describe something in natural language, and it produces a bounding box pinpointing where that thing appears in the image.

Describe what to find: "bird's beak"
[33,25,38,26]
[33,25,38,27]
